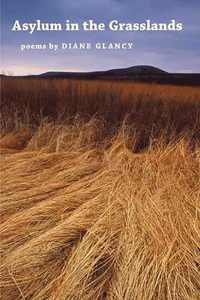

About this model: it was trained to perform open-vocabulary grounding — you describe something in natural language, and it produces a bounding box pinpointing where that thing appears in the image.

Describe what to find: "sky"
[1,0,200,75]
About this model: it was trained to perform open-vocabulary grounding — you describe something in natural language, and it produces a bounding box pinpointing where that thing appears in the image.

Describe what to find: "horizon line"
[1,64,200,76]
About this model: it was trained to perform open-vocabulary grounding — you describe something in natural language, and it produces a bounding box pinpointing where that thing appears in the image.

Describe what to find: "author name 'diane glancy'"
[20,42,135,52]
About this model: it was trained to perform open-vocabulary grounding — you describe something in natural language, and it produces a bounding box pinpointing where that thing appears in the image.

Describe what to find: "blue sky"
[1,0,200,75]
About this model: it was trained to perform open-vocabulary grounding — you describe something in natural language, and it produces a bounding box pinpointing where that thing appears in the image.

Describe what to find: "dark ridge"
[106,65,168,75]
[1,65,200,86]
[38,65,168,78]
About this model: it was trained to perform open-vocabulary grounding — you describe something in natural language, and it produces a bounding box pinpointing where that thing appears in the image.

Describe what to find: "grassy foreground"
[0,79,200,299]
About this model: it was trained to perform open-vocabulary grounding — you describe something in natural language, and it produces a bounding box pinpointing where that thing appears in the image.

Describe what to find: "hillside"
[2,65,200,86]
[0,78,200,300]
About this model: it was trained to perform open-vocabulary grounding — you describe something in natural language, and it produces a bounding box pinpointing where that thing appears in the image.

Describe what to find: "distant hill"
[1,65,200,86]
[106,65,168,76]
[39,65,168,78]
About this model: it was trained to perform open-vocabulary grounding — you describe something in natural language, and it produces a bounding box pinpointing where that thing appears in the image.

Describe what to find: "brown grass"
[0,79,200,299]
[1,78,200,148]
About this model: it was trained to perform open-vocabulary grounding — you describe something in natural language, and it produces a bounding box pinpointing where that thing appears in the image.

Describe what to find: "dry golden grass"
[1,79,200,140]
[0,79,200,299]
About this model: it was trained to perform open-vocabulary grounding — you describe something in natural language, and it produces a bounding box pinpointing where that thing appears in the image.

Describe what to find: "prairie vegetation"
[0,78,200,300]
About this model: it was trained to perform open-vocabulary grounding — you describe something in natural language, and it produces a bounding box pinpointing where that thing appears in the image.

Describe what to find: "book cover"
[1,1,200,299]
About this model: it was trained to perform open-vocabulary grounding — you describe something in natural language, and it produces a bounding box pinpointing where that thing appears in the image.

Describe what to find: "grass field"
[0,78,200,299]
